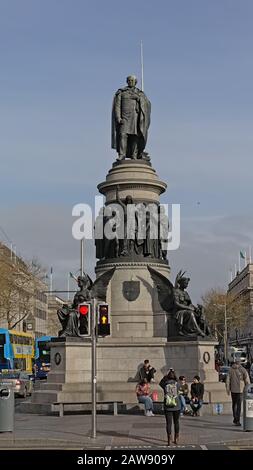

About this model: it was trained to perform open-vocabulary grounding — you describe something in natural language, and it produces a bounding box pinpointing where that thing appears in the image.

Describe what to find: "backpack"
[165,382,178,408]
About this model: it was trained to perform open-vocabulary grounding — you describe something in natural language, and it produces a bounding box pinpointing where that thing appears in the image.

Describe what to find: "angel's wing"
[147,265,175,312]
[90,267,116,301]
[174,270,185,288]
[86,274,93,289]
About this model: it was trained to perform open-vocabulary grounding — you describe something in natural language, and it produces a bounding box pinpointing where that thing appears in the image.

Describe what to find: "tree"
[201,287,248,344]
[0,244,47,329]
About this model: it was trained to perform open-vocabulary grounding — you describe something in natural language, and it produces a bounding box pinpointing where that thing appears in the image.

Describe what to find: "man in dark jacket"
[190,376,204,416]
[226,360,250,426]
[138,359,156,383]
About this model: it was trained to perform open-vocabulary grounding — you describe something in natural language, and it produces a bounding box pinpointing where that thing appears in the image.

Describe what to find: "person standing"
[190,376,204,416]
[136,379,154,417]
[226,359,250,426]
[159,370,181,446]
[111,75,151,160]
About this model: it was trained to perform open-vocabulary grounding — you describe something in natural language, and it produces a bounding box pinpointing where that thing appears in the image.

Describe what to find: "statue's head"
[126,75,137,88]
[77,275,90,289]
[125,195,133,205]
[178,276,190,289]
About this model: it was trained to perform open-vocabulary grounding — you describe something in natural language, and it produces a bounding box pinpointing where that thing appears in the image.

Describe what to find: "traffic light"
[78,302,91,336]
[97,303,110,336]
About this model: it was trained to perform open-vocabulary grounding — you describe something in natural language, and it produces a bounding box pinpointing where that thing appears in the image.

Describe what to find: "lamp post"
[224,302,228,365]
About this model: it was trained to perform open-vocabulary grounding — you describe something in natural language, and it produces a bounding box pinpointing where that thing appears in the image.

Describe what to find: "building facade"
[46,294,65,337]
[0,242,48,337]
[227,263,253,358]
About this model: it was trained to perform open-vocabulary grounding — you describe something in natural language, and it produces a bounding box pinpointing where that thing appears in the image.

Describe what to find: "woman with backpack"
[159,369,181,446]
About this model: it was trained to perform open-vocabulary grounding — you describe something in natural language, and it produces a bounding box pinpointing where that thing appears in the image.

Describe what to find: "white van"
[228,347,247,365]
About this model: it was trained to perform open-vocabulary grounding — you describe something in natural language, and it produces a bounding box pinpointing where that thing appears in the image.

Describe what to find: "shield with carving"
[123,281,140,302]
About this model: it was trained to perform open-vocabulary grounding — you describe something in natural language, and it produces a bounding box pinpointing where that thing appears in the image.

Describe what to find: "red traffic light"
[79,304,89,315]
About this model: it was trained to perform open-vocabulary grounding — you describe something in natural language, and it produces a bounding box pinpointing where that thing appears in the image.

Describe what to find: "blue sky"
[0,0,252,300]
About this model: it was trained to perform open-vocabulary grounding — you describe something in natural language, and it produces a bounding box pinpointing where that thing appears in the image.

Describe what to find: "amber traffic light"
[97,303,110,336]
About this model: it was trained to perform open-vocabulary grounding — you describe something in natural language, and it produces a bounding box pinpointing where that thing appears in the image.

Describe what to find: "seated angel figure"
[148,266,210,338]
[173,273,206,337]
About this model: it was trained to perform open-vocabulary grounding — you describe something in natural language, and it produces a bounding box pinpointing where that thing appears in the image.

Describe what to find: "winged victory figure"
[148,266,210,338]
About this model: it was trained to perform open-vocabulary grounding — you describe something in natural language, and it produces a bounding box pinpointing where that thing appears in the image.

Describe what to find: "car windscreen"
[234,352,246,358]
[0,373,20,379]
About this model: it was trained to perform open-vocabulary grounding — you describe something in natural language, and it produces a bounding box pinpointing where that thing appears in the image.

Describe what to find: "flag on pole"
[240,251,245,259]
[50,266,53,274]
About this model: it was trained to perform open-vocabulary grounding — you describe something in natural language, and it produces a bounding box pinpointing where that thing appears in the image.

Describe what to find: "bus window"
[35,337,52,379]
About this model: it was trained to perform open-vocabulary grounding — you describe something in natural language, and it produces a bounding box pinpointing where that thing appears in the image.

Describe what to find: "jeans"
[231,392,242,423]
[190,399,203,415]
[165,410,180,436]
[138,395,154,412]
[179,395,186,413]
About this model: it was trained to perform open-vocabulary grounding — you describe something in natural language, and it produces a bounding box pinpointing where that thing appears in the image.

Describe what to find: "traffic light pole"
[91,297,97,439]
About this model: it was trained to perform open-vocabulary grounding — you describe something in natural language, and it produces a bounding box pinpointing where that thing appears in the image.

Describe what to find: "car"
[218,366,230,383]
[0,370,33,398]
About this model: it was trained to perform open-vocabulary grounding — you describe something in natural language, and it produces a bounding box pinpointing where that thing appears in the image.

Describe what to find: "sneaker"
[145,410,152,417]
[235,422,241,427]
[149,411,155,416]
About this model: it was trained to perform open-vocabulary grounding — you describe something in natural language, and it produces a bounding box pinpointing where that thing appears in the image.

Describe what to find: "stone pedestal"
[96,260,168,338]
[24,337,230,416]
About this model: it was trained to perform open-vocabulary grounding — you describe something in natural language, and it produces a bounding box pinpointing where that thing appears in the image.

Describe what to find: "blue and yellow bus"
[35,336,52,379]
[0,328,34,372]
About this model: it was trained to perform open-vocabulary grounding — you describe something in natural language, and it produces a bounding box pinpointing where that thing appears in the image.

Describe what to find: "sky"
[0,0,252,302]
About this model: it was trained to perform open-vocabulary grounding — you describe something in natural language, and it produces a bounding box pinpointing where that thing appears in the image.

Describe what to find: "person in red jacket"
[136,379,154,417]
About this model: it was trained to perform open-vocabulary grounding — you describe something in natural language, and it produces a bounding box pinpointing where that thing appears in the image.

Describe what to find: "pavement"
[1,406,253,449]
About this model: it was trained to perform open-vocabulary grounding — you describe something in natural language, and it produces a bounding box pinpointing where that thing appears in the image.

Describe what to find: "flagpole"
[67,273,70,301]
[50,267,53,293]
[234,263,237,277]
[140,40,144,92]
[80,239,84,276]
[244,250,247,268]
[238,252,241,273]
[249,246,252,264]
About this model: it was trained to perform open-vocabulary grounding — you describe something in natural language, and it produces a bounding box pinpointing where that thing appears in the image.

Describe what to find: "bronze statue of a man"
[111,75,151,160]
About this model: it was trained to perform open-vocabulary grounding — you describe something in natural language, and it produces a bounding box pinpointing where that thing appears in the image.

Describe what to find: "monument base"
[19,337,231,416]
